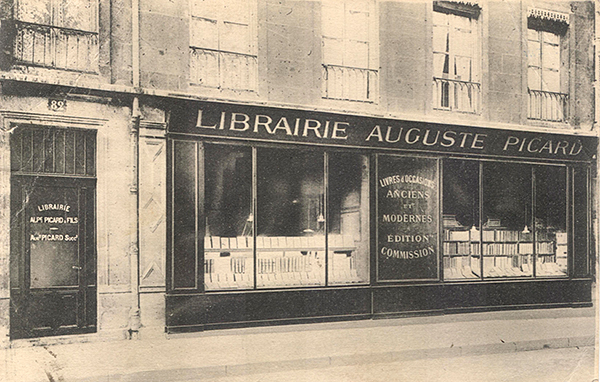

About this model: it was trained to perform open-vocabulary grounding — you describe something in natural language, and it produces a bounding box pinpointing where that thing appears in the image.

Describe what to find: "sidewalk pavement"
[1,306,596,382]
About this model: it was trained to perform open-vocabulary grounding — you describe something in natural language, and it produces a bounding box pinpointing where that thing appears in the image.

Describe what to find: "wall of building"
[139,0,189,91]
[380,1,430,115]
[132,0,595,129]
[487,1,525,125]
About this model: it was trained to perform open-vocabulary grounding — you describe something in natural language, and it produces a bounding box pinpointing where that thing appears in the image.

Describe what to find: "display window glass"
[328,153,370,285]
[256,148,326,288]
[534,166,567,277]
[172,140,199,289]
[199,144,370,290]
[442,160,570,281]
[482,162,533,278]
[442,160,480,280]
[204,144,254,290]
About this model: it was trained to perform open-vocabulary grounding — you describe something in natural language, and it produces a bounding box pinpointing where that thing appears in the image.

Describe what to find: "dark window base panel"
[165,279,592,334]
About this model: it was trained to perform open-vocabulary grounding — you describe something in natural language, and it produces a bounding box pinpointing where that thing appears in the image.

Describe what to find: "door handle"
[72,266,82,270]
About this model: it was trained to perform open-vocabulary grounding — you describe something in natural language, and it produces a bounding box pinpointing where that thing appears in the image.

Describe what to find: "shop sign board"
[168,101,598,162]
[377,156,439,281]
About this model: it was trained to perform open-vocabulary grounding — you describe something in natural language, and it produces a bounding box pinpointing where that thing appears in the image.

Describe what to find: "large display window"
[482,162,534,278]
[174,143,371,291]
[442,160,569,281]
[534,166,567,277]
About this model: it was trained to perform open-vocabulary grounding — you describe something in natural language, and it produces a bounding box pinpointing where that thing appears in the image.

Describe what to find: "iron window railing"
[527,89,569,122]
[190,47,257,91]
[12,20,98,73]
[433,77,481,114]
[322,64,378,103]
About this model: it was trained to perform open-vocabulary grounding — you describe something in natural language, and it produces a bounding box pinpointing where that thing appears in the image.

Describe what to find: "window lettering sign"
[168,100,597,162]
[377,156,439,281]
[28,188,80,288]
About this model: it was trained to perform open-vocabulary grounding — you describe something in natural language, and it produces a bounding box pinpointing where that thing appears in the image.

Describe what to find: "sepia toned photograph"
[0,0,597,381]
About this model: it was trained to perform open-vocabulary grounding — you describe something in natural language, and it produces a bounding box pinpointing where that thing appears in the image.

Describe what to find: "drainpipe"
[128,0,142,337]
[595,6,599,299]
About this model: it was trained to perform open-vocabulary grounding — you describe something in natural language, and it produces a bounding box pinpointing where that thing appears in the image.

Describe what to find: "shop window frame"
[167,140,371,293]
[440,158,576,282]
[167,139,591,294]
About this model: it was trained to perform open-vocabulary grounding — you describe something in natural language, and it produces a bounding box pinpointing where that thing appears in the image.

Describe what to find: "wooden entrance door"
[10,176,96,339]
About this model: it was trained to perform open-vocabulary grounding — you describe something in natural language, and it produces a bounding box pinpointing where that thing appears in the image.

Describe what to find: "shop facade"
[164,99,596,332]
[0,0,597,344]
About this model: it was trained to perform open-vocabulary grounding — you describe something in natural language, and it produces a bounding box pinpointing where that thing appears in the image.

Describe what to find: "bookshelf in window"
[536,230,567,277]
[442,215,481,280]
[203,234,361,290]
[477,222,566,278]
[481,228,533,278]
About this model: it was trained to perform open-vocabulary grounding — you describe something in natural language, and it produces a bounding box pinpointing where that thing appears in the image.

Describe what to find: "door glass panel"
[256,148,325,288]
[29,186,80,288]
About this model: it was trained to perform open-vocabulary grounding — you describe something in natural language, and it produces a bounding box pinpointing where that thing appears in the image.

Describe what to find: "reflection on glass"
[535,166,567,276]
[256,148,325,288]
[442,160,480,280]
[482,163,533,278]
[328,153,369,285]
[204,144,254,290]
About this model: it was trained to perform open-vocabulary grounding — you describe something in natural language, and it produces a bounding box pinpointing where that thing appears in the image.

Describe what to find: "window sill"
[526,119,573,130]
[4,65,105,88]
[188,82,262,103]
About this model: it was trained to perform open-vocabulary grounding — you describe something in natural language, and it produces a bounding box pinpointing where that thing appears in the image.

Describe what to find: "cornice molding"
[528,7,570,25]
[0,110,106,132]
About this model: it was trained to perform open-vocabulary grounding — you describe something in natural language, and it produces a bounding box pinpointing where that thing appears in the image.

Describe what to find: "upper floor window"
[11,0,99,72]
[321,0,378,103]
[189,0,257,91]
[432,2,481,114]
[527,9,569,122]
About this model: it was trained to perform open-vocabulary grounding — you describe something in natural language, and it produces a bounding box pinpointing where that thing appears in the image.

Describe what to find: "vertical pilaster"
[138,120,167,337]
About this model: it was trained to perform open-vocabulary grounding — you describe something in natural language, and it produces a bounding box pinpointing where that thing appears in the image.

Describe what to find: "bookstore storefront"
[165,100,596,332]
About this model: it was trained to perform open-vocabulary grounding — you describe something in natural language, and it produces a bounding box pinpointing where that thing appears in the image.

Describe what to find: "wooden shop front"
[165,100,596,332]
